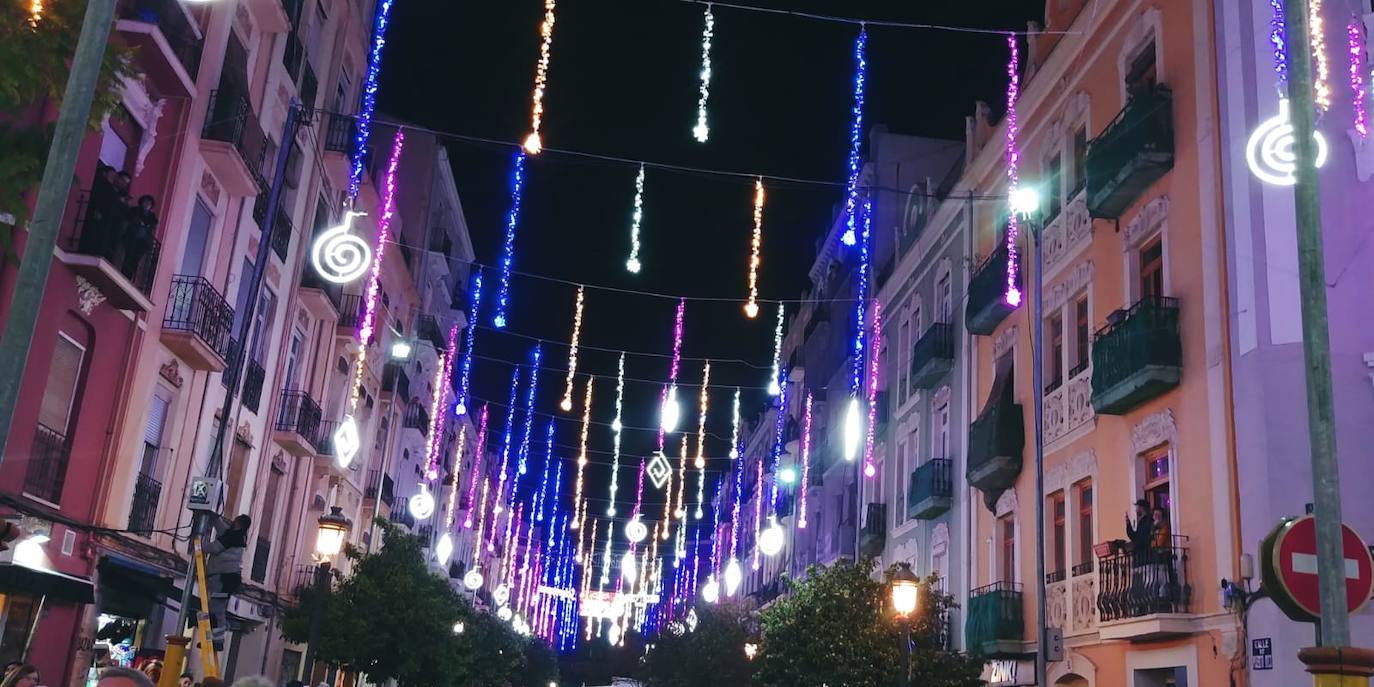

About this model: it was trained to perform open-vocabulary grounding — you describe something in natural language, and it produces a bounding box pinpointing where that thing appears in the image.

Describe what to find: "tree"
[0,0,133,263]
[641,602,758,687]
[755,559,983,687]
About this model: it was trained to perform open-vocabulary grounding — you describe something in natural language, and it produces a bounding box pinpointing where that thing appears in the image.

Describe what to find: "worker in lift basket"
[203,514,252,651]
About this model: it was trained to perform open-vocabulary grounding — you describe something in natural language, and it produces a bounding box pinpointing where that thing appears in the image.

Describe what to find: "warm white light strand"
[1310,0,1331,111]
[694,362,711,519]
[693,4,715,143]
[561,286,585,411]
[572,377,594,529]
[744,178,765,318]
[524,0,558,154]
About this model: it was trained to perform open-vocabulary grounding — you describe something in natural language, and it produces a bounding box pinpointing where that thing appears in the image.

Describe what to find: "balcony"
[403,404,430,432]
[299,268,343,321]
[389,505,416,530]
[59,191,159,312]
[965,582,1026,657]
[967,367,1023,495]
[24,424,70,504]
[116,0,202,96]
[127,473,162,532]
[242,0,289,33]
[910,322,954,389]
[162,275,234,371]
[337,294,362,332]
[1085,86,1175,219]
[316,420,339,459]
[417,315,447,350]
[322,112,354,190]
[274,389,322,457]
[381,363,411,401]
[908,458,953,520]
[201,89,268,197]
[1091,296,1181,415]
[364,470,382,500]
[859,503,886,557]
[965,239,1020,336]
[241,358,265,413]
[1097,536,1193,640]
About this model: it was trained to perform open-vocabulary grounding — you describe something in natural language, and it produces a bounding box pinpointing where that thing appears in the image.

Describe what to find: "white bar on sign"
[1290,552,1360,578]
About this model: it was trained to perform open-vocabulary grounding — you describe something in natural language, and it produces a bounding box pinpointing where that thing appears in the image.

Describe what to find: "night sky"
[377,1,1043,528]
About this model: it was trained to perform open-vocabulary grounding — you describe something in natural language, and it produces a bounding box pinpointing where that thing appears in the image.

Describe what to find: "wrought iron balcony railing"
[1097,535,1191,621]
[128,472,162,532]
[24,423,71,504]
[1091,296,1181,415]
[164,275,235,359]
[965,239,1019,336]
[964,582,1024,654]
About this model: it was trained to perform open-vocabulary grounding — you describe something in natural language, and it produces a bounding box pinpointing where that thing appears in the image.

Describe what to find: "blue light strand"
[730,431,744,559]
[494,150,527,329]
[710,478,723,576]
[517,343,542,477]
[850,196,873,394]
[536,421,557,521]
[838,27,869,247]
[768,369,789,511]
[348,0,396,201]
[1269,0,1288,83]
[496,366,522,511]
[453,270,483,417]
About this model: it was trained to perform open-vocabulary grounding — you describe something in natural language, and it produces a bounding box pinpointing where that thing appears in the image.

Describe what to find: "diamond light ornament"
[647,452,673,489]
[434,533,454,566]
[463,569,484,590]
[333,416,361,468]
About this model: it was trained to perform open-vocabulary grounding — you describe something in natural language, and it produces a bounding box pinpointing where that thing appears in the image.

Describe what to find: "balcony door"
[26,332,87,503]
[180,198,214,276]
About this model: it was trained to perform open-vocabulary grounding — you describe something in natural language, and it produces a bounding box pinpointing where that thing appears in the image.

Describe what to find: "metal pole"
[301,560,331,683]
[0,0,117,461]
[1031,221,1048,685]
[898,623,910,687]
[1281,0,1350,646]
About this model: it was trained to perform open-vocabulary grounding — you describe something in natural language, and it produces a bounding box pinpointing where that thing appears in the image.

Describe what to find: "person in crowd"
[200,677,223,687]
[228,676,271,687]
[138,660,161,687]
[1,664,39,687]
[2,664,22,681]
[121,194,157,279]
[203,514,251,651]
[96,667,153,687]
[178,673,193,687]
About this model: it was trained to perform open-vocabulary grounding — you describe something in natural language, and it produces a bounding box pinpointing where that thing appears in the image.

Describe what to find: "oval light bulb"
[843,396,863,461]
[724,558,742,596]
[758,519,785,557]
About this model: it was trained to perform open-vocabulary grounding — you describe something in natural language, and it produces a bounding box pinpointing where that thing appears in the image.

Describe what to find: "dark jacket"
[204,517,247,578]
[1126,511,1155,567]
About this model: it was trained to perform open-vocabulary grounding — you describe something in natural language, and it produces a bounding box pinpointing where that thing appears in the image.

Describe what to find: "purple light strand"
[862,300,883,479]
[1350,20,1368,138]
[1003,33,1024,308]
[730,437,743,560]
[799,391,813,529]
[348,131,405,411]
[462,404,489,529]
[424,324,460,481]
[1269,0,1289,83]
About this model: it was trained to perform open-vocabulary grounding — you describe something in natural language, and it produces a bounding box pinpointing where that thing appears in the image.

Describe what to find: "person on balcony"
[1151,505,1175,605]
[1125,498,1155,605]
[121,195,158,280]
[82,164,122,256]
[203,514,251,651]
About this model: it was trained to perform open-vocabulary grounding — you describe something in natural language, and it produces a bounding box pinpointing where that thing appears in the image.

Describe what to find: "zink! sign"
[980,659,1036,686]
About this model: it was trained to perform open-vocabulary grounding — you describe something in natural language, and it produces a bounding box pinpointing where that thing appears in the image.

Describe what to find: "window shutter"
[39,336,85,434]
[144,394,170,447]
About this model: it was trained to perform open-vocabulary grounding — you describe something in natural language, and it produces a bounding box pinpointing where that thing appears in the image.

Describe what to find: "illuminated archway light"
[311,211,371,284]
[493,150,527,329]
[454,270,483,417]
[627,165,646,273]
[607,353,626,516]
[693,4,715,143]
[348,0,396,200]
[1246,99,1329,185]
[862,300,883,479]
[839,27,868,247]
[561,286,585,411]
[1003,33,1024,308]
[524,0,559,154]
[744,178,765,319]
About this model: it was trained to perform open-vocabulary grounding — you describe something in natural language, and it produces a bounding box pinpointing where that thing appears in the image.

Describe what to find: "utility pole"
[0,0,117,461]
[1030,216,1048,687]
[1282,0,1350,646]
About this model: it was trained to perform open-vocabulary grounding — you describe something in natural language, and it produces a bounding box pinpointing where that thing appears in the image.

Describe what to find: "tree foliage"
[641,602,759,687]
[281,520,552,687]
[0,0,134,262]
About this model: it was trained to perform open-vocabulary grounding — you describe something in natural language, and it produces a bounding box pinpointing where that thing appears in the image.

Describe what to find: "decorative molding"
[930,522,950,552]
[1130,408,1178,454]
[932,385,952,409]
[1045,260,1094,313]
[1071,576,1098,632]
[1046,449,1097,491]
[1047,578,1068,629]
[993,325,1019,360]
[272,450,289,473]
[1123,195,1169,251]
[235,421,254,447]
[200,171,221,207]
[995,488,1018,517]
[159,360,184,388]
[115,76,167,176]
[1365,353,1374,391]
[73,276,106,315]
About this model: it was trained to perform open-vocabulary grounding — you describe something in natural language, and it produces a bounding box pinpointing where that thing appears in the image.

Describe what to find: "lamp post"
[890,563,920,687]
[303,507,352,683]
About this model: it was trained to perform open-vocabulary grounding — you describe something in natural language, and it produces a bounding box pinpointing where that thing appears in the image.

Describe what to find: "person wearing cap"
[1125,499,1155,569]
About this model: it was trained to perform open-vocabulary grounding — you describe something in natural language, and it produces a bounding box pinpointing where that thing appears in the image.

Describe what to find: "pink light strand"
[862,301,882,478]
[799,392,813,529]
[656,299,687,451]
[424,324,461,480]
[1003,34,1023,308]
[463,405,489,528]
[347,130,405,412]
[1350,20,1368,138]
[632,457,646,518]
[752,460,763,570]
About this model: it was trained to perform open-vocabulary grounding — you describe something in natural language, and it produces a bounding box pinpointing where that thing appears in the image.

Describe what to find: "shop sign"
[981,659,1036,686]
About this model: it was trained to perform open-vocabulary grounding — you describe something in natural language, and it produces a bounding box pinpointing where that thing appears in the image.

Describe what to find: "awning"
[98,554,182,617]
[0,563,95,604]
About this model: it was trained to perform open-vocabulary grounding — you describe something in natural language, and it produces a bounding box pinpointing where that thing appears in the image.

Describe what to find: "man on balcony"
[203,514,251,651]
[1126,499,1155,600]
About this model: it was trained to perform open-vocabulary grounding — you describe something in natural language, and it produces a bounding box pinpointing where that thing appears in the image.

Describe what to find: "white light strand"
[694,362,711,519]
[561,286,585,411]
[524,0,558,154]
[626,165,646,273]
[693,4,715,143]
[608,353,626,516]
[729,387,741,459]
[744,178,765,318]
[767,303,785,395]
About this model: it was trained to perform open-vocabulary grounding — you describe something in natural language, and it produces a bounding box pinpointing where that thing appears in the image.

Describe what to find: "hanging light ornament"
[758,516,784,557]
[410,483,436,520]
[336,130,405,470]
[621,550,638,582]
[799,392,813,529]
[347,0,396,200]
[863,300,883,478]
[28,0,41,26]
[1349,20,1368,138]
[524,0,558,154]
[559,286,585,411]
[626,165,646,273]
[843,196,873,463]
[517,344,543,477]
[310,211,372,285]
[494,366,522,515]
[743,178,765,319]
[660,299,687,436]
[1003,33,1024,307]
[454,270,483,416]
[464,568,484,591]
[839,27,869,247]
[607,353,626,516]
[1310,0,1331,111]
[723,557,742,597]
[463,405,490,529]
[693,4,715,142]
[571,377,594,529]
[767,304,785,395]
[493,150,527,329]
[536,421,556,521]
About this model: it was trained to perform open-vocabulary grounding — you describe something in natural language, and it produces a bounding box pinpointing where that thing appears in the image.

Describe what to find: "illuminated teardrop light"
[621,550,638,581]
[454,270,484,417]
[862,301,883,478]
[517,344,543,476]
[410,483,437,520]
[743,177,765,319]
[767,304,785,395]
[839,27,868,247]
[702,575,719,603]
[494,365,522,516]
[1003,33,1024,308]
[724,558,742,596]
[607,353,626,516]
[1348,20,1368,138]
[493,150,526,329]
[523,0,558,154]
[799,392,813,529]
[435,533,454,566]
[422,351,450,481]
[463,405,489,529]
[1309,0,1331,111]
[560,286,585,413]
[660,385,682,433]
[571,377,594,529]
[693,4,715,142]
[310,211,371,285]
[758,516,784,557]
[843,396,863,462]
[626,165,646,273]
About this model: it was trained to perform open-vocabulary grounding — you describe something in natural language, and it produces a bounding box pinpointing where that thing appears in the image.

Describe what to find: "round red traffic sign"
[1271,515,1374,618]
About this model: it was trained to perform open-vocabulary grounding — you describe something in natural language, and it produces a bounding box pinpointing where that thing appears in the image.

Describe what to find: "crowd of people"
[80,162,159,280]
[2,660,283,687]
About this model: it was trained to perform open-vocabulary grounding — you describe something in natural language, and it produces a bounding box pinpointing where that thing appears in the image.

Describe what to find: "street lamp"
[303,507,351,683]
[891,563,921,687]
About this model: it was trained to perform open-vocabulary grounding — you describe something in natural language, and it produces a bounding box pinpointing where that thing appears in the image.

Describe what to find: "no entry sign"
[1260,515,1374,622]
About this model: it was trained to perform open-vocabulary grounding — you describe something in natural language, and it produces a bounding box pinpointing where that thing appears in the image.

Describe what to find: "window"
[252,464,284,582]
[894,441,907,526]
[1047,313,1064,390]
[40,334,86,437]
[934,404,950,459]
[225,440,249,512]
[898,316,911,404]
[1075,479,1094,568]
[1073,297,1090,374]
[284,330,304,389]
[1046,153,1062,218]
[1126,39,1158,96]
[334,63,353,113]
[139,391,170,477]
[1144,448,1171,514]
[937,275,952,323]
[1050,491,1066,576]
[999,515,1016,583]
[232,258,255,343]
[180,198,214,276]
[98,119,132,172]
[1072,128,1088,193]
[1140,237,1164,299]
[250,288,277,364]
